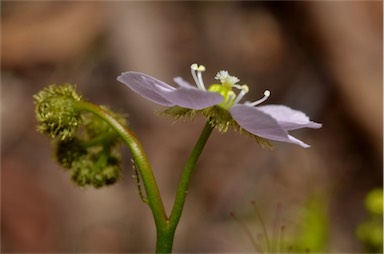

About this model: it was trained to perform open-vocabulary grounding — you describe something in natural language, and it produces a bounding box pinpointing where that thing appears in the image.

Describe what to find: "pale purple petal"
[229,104,311,148]
[118,71,224,110]
[117,72,175,106]
[159,87,224,110]
[257,105,322,130]
[173,77,194,88]
[286,135,310,148]
[171,77,224,109]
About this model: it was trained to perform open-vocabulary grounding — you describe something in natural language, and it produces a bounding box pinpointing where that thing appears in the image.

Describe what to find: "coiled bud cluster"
[34,84,126,188]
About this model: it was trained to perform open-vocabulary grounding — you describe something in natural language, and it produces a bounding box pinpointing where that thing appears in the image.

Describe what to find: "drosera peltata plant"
[34,64,321,253]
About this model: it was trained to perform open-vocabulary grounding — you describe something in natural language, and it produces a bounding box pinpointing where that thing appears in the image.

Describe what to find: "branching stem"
[73,101,214,253]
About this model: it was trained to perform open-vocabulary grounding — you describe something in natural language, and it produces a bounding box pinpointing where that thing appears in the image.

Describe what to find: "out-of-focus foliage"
[233,198,329,253]
[356,188,383,253]
[286,197,329,253]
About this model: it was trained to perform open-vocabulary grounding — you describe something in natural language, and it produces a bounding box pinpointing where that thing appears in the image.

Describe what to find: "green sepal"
[161,105,273,149]
[199,106,234,132]
[160,106,197,120]
[199,106,273,149]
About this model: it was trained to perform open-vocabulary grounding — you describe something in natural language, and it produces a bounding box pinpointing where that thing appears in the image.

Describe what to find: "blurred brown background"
[1,1,382,253]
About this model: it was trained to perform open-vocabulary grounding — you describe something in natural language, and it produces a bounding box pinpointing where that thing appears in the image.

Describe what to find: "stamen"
[197,68,206,91]
[190,63,206,90]
[233,84,243,90]
[233,85,249,105]
[190,64,200,88]
[247,90,271,106]
[224,91,236,108]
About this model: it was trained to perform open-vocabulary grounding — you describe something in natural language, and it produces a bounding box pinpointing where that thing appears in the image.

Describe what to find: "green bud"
[34,84,125,188]
[70,158,94,187]
[56,138,87,169]
[34,84,82,140]
[71,155,120,188]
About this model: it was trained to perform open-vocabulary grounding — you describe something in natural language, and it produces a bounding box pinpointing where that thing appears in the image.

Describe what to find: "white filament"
[233,85,249,105]
[191,64,206,90]
[247,90,271,106]
[223,91,236,108]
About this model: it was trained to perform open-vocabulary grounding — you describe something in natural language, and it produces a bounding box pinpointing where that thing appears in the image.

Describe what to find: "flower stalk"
[72,101,168,231]
[73,101,213,253]
[34,84,216,252]
[157,120,214,252]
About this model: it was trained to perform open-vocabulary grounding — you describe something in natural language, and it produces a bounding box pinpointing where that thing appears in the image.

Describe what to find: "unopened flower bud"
[34,84,82,140]
[56,138,87,169]
[71,154,120,188]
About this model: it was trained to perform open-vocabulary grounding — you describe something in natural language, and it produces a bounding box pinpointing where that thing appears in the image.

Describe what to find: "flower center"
[190,64,270,109]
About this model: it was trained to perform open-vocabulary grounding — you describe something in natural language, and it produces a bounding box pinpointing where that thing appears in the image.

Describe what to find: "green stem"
[157,121,214,252]
[170,120,213,227]
[74,101,214,253]
[73,101,168,231]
